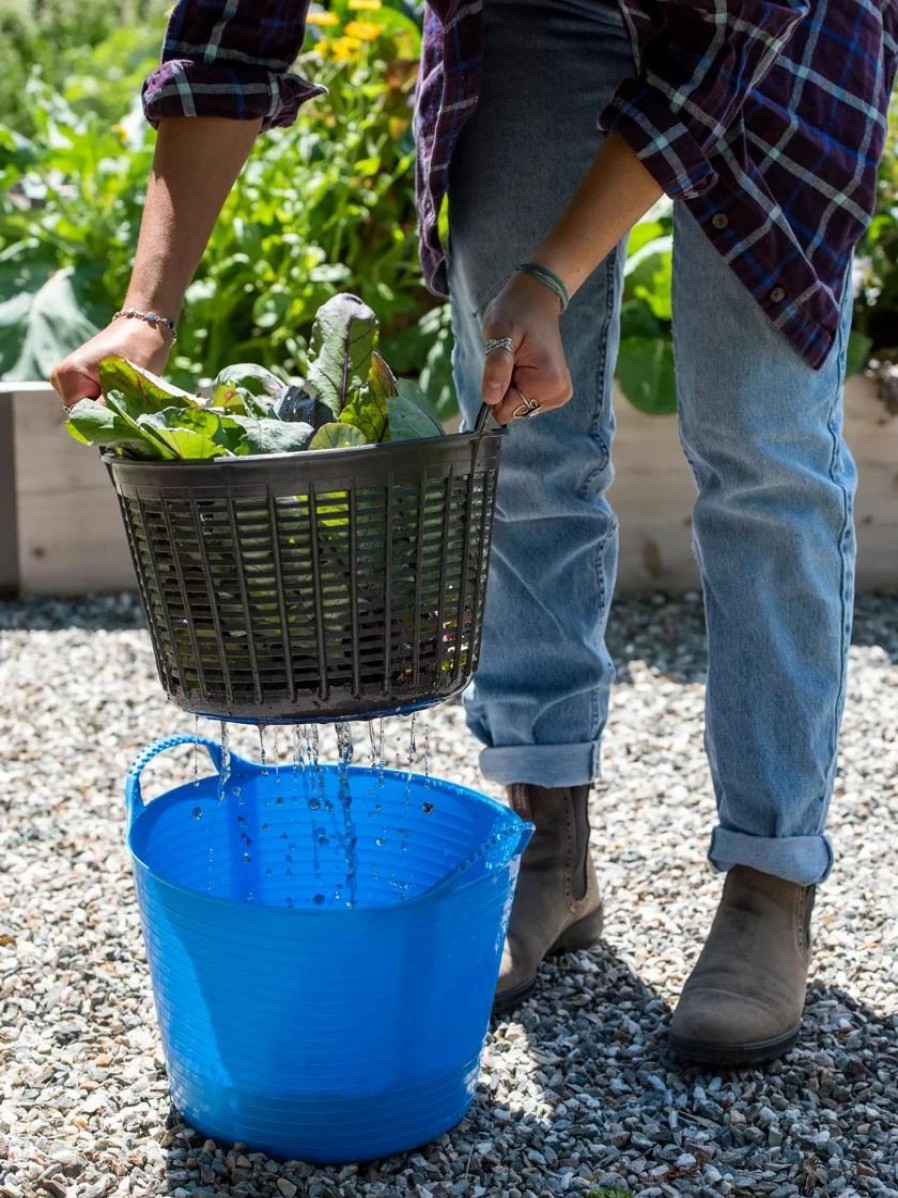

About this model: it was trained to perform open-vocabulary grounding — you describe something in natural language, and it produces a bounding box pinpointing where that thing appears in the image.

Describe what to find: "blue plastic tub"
[125,734,531,1163]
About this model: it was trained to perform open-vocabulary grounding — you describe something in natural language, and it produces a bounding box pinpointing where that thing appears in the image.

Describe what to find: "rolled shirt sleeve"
[600,0,809,200]
[142,0,326,131]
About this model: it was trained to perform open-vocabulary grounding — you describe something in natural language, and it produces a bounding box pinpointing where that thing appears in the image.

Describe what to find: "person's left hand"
[479,271,573,425]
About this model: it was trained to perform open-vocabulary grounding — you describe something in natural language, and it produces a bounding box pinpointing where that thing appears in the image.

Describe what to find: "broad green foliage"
[66,293,446,459]
[0,0,451,418]
[1,0,896,419]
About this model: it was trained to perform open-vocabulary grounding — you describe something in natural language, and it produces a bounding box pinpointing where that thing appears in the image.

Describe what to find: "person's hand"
[479,271,573,425]
[50,319,175,409]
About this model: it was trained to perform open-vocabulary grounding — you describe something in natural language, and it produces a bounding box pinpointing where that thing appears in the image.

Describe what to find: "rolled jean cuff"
[709,826,834,886]
[478,742,601,788]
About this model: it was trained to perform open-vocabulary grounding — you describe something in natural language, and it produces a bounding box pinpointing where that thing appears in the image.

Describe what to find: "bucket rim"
[126,762,527,916]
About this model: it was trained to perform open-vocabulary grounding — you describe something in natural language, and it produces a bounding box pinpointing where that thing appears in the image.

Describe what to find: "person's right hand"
[50,319,175,409]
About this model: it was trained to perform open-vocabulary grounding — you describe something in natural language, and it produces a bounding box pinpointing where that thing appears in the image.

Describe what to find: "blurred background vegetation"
[1,0,896,418]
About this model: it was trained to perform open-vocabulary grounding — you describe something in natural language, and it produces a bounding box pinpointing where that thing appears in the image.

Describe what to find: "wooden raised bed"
[1,377,895,596]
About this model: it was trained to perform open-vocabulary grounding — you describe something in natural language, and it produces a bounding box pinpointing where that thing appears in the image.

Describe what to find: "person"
[51,0,897,1066]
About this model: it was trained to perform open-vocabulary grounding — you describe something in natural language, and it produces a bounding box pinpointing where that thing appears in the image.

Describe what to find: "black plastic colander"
[105,408,503,723]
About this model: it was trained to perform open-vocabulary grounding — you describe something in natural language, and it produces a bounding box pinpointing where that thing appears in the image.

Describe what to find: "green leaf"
[65,398,161,457]
[388,379,446,441]
[623,235,673,322]
[137,406,248,458]
[101,390,178,458]
[211,362,286,402]
[340,349,396,442]
[228,416,316,455]
[98,355,202,414]
[845,330,873,376]
[305,293,378,419]
[619,300,663,341]
[0,266,98,381]
[136,419,229,460]
[309,423,369,451]
[209,383,275,419]
[615,337,678,415]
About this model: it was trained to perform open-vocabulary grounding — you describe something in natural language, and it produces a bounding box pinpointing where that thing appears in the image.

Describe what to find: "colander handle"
[474,403,498,433]
[125,734,224,825]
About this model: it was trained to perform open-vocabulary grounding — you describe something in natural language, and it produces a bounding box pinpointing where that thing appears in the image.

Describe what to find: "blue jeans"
[445,0,856,887]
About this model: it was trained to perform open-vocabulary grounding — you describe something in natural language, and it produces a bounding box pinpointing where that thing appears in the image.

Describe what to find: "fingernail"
[485,381,503,396]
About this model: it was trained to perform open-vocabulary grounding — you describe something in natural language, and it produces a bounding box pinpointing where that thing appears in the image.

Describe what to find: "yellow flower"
[323,35,364,61]
[344,19,384,40]
[348,0,382,9]
[306,9,339,25]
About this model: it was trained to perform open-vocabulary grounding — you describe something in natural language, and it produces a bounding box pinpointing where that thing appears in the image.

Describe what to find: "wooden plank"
[0,391,19,596]
[11,387,135,595]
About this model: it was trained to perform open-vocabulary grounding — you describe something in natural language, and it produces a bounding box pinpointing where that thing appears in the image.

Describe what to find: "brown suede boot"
[669,865,815,1066]
[493,783,604,1014]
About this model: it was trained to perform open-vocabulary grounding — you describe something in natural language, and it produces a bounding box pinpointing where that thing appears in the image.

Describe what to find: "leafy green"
[306,293,378,419]
[66,294,445,459]
[388,379,446,440]
[616,338,678,416]
[66,397,162,456]
[341,349,395,442]
[309,423,369,450]
[98,354,201,414]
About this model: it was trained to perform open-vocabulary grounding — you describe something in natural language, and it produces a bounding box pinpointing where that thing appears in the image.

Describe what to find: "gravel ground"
[2,591,897,1198]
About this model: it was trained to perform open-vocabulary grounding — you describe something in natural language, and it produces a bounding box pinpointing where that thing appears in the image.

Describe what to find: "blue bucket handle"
[417,817,533,904]
[125,733,232,826]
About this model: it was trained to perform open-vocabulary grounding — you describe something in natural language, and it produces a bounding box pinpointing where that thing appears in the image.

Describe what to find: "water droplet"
[192,806,203,820]
[375,837,385,847]
[286,854,293,864]
[313,893,325,905]
[262,822,270,832]
[245,891,254,902]
[243,852,251,864]
[308,796,321,811]
[285,897,294,909]
[265,867,273,877]
[275,795,284,807]
[422,802,434,814]
[316,831,328,846]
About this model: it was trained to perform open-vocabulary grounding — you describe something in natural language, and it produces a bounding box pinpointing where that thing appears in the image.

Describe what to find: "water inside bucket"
[131,756,520,913]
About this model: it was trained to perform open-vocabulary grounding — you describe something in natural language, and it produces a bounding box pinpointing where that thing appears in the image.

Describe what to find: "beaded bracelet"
[514,262,570,313]
[113,307,178,342]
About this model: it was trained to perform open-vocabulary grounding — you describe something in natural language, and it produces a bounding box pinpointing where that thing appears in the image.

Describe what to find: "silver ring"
[510,386,542,420]
[483,336,515,357]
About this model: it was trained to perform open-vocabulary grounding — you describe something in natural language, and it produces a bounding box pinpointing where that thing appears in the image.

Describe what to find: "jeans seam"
[820,356,854,834]
[577,249,617,500]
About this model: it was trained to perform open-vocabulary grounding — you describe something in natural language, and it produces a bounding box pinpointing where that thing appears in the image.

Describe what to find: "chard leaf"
[209,382,275,419]
[340,349,396,443]
[306,293,378,419]
[98,355,201,414]
[65,398,162,457]
[309,423,369,451]
[212,362,287,400]
[136,420,231,460]
[102,389,178,459]
[138,406,248,458]
[387,379,446,441]
[228,416,316,455]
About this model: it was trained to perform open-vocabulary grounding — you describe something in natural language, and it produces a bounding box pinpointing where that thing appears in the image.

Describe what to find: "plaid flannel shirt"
[144,0,898,368]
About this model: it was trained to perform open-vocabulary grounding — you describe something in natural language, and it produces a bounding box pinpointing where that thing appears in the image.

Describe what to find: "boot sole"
[667,1020,802,1067]
[491,903,604,1016]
